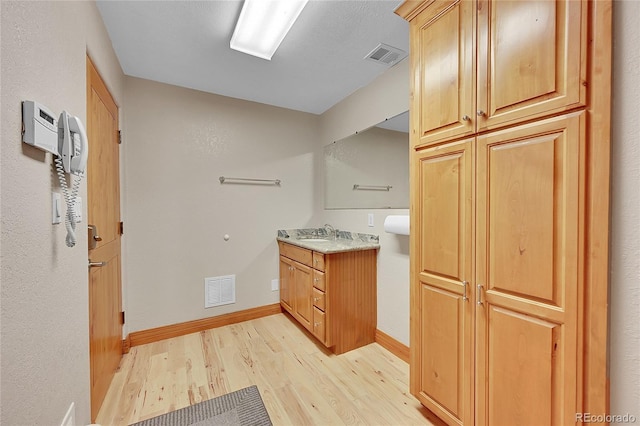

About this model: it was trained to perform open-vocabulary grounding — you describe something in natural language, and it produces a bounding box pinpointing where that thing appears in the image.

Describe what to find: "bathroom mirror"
[324,111,409,209]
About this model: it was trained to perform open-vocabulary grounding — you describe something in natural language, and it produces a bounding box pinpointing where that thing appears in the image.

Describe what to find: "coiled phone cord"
[55,155,82,247]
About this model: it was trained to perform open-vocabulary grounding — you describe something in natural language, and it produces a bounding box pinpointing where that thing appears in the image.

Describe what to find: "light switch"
[368,213,374,227]
[72,196,82,223]
[52,192,61,224]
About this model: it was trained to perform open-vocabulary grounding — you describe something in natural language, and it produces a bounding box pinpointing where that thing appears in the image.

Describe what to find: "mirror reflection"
[324,111,409,209]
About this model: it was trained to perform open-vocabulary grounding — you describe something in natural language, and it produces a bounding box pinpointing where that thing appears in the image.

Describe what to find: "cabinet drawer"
[279,242,313,267]
[313,307,325,343]
[312,287,326,311]
[313,270,326,291]
[312,252,325,271]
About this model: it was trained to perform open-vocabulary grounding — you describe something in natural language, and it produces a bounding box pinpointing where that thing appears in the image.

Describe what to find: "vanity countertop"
[277,228,380,254]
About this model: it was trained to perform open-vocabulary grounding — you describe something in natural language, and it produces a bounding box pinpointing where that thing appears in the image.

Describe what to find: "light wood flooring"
[96,313,443,425]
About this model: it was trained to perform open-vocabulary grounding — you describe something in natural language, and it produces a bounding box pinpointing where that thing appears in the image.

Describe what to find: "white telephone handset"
[58,111,88,175]
[56,111,89,247]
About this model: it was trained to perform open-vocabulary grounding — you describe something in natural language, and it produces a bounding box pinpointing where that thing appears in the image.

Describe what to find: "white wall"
[122,77,320,332]
[319,59,411,345]
[610,0,640,421]
[0,1,124,425]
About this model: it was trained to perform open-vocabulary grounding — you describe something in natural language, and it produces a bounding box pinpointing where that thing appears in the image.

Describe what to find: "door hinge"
[119,221,124,235]
[120,311,125,325]
[118,130,122,144]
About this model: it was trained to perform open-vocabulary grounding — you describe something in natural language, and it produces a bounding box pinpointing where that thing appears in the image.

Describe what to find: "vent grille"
[364,43,407,66]
[205,274,236,308]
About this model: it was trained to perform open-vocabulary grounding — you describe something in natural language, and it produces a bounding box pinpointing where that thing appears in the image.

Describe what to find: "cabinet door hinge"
[118,130,122,144]
[119,221,124,235]
[120,311,125,325]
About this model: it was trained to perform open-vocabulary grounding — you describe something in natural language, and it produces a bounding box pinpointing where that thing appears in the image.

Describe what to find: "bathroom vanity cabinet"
[278,240,378,354]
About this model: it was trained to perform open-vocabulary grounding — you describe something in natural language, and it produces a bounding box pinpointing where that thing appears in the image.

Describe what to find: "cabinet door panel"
[476,113,584,426]
[419,284,463,418]
[417,140,473,286]
[294,262,313,331]
[486,306,559,426]
[411,0,475,147]
[488,134,556,303]
[477,0,586,130]
[412,139,473,425]
[279,256,294,313]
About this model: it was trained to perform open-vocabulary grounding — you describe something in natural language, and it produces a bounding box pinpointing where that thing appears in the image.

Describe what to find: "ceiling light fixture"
[230,0,309,61]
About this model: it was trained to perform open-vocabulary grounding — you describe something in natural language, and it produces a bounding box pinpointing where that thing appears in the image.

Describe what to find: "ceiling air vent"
[364,43,407,66]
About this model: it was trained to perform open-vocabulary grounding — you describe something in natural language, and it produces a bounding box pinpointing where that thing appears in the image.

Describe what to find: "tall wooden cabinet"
[397,0,611,424]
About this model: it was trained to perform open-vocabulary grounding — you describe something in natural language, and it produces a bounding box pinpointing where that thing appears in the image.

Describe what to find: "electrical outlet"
[368,213,374,227]
[271,279,279,291]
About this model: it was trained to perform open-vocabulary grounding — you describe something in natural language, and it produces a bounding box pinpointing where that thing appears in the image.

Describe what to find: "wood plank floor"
[96,313,443,425]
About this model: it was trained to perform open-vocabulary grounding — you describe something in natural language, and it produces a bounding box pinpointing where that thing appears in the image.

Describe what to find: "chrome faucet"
[324,223,336,240]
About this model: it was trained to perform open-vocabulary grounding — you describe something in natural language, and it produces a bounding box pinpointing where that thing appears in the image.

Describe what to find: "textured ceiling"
[96,0,409,115]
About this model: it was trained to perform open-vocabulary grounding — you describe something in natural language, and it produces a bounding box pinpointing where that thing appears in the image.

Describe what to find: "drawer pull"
[477,284,484,306]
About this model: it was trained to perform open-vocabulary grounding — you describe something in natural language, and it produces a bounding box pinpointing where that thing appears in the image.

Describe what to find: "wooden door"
[476,0,586,132]
[410,0,475,148]
[279,255,294,312]
[475,112,584,426]
[293,261,313,331]
[87,56,123,421]
[411,139,474,425]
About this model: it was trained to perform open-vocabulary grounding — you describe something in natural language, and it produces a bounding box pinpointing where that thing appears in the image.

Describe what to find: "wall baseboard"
[122,335,131,354]
[128,303,283,348]
[375,329,409,363]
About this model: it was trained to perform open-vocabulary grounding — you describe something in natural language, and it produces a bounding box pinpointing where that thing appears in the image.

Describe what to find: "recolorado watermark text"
[576,413,637,423]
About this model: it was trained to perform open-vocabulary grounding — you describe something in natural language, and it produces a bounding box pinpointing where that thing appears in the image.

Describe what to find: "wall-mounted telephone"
[55,111,88,247]
[22,101,88,248]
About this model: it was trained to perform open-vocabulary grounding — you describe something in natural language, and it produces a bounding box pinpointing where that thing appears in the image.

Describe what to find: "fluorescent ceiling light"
[230,0,309,60]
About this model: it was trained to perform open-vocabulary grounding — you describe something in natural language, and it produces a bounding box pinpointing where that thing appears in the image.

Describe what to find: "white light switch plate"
[368,213,374,227]
[72,196,82,223]
[52,192,61,224]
